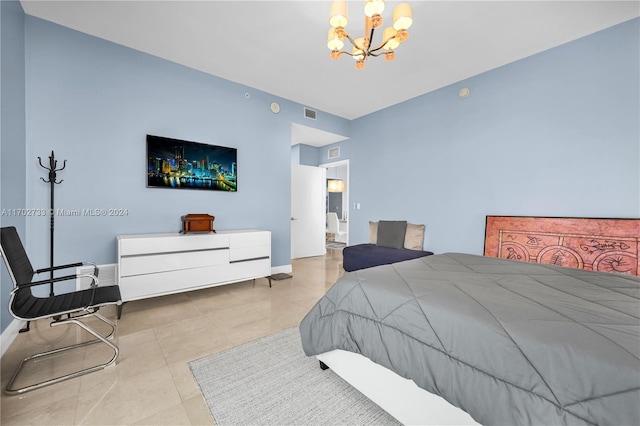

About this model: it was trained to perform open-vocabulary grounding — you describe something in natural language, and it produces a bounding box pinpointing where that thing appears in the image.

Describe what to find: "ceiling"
[19,1,640,146]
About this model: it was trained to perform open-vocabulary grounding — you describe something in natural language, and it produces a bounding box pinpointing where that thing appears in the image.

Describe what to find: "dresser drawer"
[230,245,270,262]
[119,233,229,256]
[230,231,270,248]
[228,257,271,281]
[120,248,229,277]
[119,263,236,301]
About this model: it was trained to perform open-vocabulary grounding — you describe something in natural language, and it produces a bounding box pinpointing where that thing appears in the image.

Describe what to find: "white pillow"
[404,223,425,250]
[368,221,378,244]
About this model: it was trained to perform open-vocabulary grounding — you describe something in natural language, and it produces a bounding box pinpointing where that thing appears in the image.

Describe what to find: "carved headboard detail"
[484,216,640,276]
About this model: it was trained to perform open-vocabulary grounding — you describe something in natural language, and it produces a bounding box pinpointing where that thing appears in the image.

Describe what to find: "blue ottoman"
[343,243,433,272]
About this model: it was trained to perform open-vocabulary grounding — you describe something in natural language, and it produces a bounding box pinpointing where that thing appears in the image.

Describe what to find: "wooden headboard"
[484,216,640,276]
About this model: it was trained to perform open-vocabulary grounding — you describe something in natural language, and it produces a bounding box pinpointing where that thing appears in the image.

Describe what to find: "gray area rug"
[189,327,400,425]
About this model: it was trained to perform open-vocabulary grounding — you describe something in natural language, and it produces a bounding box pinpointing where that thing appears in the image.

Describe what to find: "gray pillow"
[376,220,407,249]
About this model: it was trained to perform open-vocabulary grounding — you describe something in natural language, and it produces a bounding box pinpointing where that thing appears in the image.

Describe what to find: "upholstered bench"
[343,244,434,272]
[342,220,433,272]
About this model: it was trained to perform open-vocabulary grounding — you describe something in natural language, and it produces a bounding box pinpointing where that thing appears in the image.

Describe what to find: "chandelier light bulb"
[355,59,366,70]
[327,28,345,51]
[382,27,399,50]
[329,0,348,28]
[364,0,384,27]
[393,3,413,31]
[364,0,385,17]
[384,51,396,62]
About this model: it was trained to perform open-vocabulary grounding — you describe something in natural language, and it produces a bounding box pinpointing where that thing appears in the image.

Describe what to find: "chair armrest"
[36,262,99,285]
[35,261,94,275]
[14,268,100,291]
[14,273,80,290]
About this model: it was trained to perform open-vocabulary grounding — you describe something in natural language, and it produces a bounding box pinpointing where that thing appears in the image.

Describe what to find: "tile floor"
[0,249,345,425]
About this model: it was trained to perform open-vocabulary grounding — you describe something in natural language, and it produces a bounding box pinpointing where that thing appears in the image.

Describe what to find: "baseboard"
[1,318,26,359]
[271,264,292,275]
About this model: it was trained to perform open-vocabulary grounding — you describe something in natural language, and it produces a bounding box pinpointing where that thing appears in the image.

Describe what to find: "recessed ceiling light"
[458,88,470,99]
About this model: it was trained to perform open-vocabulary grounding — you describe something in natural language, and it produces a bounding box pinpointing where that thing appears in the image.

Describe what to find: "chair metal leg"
[5,311,119,395]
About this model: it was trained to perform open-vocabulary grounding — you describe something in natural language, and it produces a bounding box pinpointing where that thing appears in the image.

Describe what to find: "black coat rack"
[38,151,66,297]
[19,151,66,334]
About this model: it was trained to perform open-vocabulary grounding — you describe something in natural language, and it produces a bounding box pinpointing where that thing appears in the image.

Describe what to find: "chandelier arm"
[340,28,397,57]
[367,26,375,52]
[341,31,372,58]
[370,35,397,54]
[341,32,358,50]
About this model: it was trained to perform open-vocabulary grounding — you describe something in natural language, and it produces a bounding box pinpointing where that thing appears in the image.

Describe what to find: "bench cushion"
[343,243,433,272]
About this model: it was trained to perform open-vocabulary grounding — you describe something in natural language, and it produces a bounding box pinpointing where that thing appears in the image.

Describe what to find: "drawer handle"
[122,247,229,258]
[230,256,270,264]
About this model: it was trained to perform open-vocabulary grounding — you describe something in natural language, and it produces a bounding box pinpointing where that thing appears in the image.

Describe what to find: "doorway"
[322,160,349,247]
[289,123,349,259]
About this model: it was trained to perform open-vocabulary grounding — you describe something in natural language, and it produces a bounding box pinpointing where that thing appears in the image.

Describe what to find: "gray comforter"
[299,253,640,425]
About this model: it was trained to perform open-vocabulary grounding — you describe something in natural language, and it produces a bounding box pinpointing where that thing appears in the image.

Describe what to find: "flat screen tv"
[147,134,237,192]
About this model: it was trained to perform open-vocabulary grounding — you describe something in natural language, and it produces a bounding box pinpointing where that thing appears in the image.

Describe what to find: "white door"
[291,165,326,259]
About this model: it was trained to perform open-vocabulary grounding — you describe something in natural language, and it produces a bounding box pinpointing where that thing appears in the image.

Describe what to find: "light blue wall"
[20,16,349,279]
[324,18,640,255]
[298,144,322,166]
[1,1,27,335]
[290,143,324,167]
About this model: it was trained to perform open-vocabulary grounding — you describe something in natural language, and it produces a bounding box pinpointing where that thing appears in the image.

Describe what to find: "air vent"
[76,263,118,290]
[304,107,317,120]
[328,146,341,159]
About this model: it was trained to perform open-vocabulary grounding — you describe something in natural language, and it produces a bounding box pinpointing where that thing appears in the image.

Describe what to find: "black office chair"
[0,226,122,395]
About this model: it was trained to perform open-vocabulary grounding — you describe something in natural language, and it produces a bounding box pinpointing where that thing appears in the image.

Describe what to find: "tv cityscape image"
[147,135,237,192]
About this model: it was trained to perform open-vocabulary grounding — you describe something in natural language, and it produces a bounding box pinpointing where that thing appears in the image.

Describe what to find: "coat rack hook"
[38,151,66,185]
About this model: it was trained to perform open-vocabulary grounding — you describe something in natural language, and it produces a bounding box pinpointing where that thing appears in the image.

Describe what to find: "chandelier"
[327,0,413,70]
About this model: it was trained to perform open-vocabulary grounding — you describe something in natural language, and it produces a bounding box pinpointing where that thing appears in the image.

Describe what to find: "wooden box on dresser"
[116,229,271,318]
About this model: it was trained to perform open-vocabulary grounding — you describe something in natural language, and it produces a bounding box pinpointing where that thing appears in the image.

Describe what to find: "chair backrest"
[0,227,35,288]
[326,212,340,233]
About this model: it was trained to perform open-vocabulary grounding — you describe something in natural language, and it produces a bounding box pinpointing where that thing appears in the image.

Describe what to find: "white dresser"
[116,230,271,317]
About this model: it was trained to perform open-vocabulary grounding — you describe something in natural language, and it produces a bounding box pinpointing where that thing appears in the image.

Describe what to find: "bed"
[299,252,640,425]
